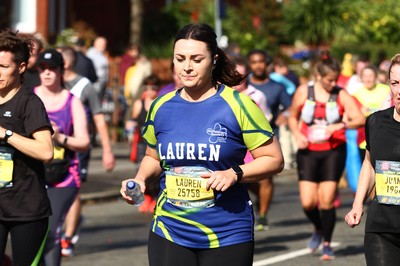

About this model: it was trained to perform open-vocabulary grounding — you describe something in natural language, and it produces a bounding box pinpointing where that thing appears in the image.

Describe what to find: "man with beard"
[247,49,292,231]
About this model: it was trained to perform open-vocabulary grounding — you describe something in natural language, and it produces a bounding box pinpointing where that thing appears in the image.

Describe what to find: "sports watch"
[3,129,13,143]
[231,165,243,183]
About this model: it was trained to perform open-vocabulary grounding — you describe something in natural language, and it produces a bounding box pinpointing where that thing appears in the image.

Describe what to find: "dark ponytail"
[213,47,246,86]
[313,52,341,77]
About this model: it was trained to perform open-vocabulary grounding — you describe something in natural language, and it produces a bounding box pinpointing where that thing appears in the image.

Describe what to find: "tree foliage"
[282,0,349,47]
[344,0,400,44]
[138,0,400,58]
[282,0,400,47]
[223,0,284,55]
[141,0,286,57]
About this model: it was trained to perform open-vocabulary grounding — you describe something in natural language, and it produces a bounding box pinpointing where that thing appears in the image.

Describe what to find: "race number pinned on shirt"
[53,146,65,160]
[166,166,215,208]
[375,160,400,205]
[307,124,329,143]
[0,146,14,188]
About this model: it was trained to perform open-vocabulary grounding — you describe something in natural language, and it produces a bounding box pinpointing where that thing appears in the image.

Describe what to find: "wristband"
[231,165,243,183]
[63,135,68,145]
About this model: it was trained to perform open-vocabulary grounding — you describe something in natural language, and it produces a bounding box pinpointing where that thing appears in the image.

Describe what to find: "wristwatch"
[3,129,13,143]
[231,165,243,183]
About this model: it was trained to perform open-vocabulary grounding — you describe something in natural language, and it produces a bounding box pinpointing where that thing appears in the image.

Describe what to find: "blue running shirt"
[143,85,273,248]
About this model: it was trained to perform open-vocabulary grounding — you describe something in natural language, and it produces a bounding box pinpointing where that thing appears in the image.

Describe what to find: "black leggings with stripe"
[148,231,254,266]
[44,187,78,265]
[0,218,48,266]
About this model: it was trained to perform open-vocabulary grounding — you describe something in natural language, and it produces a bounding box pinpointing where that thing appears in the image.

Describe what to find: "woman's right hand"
[294,131,309,149]
[120,177,146,204]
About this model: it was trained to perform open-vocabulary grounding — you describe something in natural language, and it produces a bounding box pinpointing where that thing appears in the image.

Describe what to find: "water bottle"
[125,181,144,206]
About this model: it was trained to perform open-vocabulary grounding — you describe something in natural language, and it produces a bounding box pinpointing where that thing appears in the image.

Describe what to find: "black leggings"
[365,232,400,266]
[44,187,78,265]
[148,231,254,266]
[0,218,48,266]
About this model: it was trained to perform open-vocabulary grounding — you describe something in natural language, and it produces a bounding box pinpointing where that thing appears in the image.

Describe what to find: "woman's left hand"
[202,169,237,192]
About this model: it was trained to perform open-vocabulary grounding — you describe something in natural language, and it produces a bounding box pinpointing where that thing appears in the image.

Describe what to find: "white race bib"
[165,166,215,208]
[0,147,14,188]
[375,160,400,205]
[307,125,328,143]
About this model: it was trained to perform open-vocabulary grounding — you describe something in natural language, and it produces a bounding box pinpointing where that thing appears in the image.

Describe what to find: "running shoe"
[320,245,335,260]
[71,215,85,245]
[307,232,322,253]
[255,215,270,231]
[61,237,74,257]
[62,215,84,257]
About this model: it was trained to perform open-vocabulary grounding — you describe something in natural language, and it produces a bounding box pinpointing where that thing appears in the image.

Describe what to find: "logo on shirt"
[3,111,11,117]
[206,123,227,144]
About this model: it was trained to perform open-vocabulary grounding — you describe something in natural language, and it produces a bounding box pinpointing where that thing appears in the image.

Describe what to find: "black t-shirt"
[74,52,98,83]
[365,107,400,233]
[248,78,291,132]
[0,88,53,221]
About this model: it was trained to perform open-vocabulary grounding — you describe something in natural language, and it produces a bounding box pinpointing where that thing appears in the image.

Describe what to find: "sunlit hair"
[173,23,245,87]
[0,28,32,65]
[230,55,250,87]
[313,56,341,77]
[231,55,250,74]
[388,54,400,80]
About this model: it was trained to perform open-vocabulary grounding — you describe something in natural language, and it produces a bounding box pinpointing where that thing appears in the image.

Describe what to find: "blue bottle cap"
[127,181,136,189]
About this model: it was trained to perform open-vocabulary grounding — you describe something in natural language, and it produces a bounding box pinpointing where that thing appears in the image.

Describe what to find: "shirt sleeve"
[142,93,175,148]
[234,91,274,150]
[81,83,102,114]
[24,94,54,136]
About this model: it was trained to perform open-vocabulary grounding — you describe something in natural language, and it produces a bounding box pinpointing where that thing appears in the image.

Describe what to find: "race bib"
[0,147,14,188]
[165,166,215,208]
[375,160,400,205]
[53,146,65,160]
[307,125,328,143]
